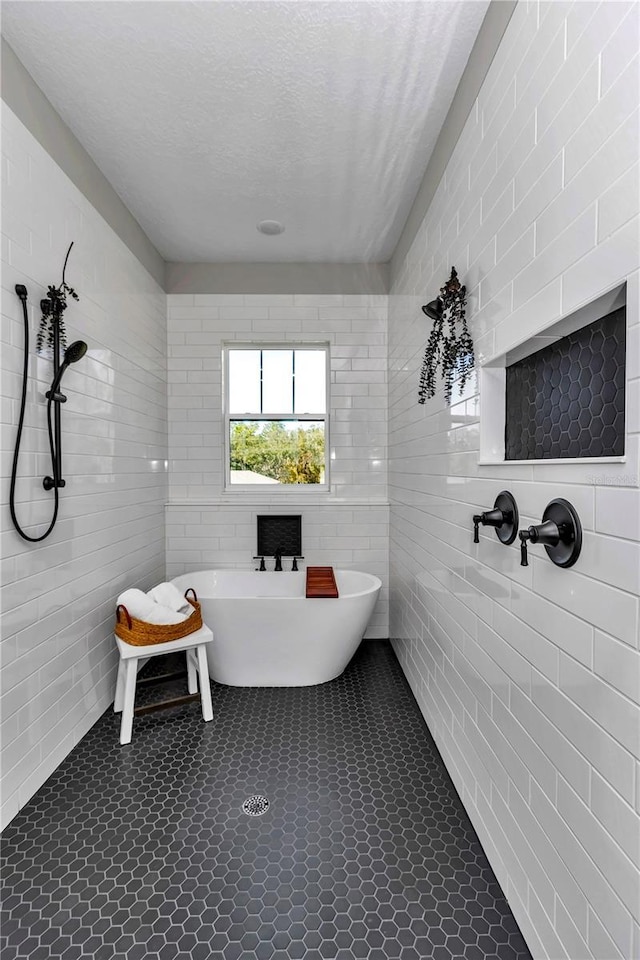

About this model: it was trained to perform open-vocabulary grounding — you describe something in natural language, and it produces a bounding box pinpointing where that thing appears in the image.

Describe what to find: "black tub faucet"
[274,548,283,572]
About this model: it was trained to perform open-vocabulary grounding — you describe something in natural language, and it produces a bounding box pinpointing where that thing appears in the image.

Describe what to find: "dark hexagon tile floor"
[1,641,532,960]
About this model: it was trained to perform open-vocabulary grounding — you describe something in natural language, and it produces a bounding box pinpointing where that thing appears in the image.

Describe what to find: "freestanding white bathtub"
[171,569,381,686]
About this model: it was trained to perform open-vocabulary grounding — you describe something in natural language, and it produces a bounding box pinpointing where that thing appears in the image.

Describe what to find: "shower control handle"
[518,499,582,568]
[472,492,518,546]
[519,520,561,565]
[473,508,503,542]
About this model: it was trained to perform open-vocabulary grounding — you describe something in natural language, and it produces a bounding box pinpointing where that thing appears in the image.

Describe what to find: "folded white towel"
[148,582,192,614]
[117,588,188,625]
[117,588,157,622]
[143,604,188,625]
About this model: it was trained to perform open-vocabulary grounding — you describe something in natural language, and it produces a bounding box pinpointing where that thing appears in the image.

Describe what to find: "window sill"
[478,456,626,466]
[167,495,390,507]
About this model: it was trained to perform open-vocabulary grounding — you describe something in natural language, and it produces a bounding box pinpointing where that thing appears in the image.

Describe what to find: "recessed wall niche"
[478,284,627,464]
[505,307,625,460]
[257,515,302,557]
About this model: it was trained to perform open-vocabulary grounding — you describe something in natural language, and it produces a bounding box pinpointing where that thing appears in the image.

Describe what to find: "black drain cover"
[242,795,269,817]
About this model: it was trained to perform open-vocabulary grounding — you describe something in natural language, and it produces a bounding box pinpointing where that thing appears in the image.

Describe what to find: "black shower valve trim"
[518,520,561,566]
[518,498,582,568]
[473,507,505,542]
[472,491,519,545]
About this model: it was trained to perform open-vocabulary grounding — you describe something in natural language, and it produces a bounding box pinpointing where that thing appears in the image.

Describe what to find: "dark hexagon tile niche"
[257,516,302,558]
[1,642,532,960]
[505,307,625,460]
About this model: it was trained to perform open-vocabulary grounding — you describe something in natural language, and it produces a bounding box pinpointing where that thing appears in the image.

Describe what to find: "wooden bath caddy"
[306,566,339,599]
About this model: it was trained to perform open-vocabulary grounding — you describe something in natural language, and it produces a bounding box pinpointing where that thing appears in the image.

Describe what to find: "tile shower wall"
[166,294,388,637]
[389,3,639,959]
[0,106,167,829]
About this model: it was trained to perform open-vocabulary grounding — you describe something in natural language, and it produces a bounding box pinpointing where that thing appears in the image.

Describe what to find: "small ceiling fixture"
[257,220,285,235]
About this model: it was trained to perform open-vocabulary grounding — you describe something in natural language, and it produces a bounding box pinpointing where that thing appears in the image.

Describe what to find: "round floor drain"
[242,795,269,817]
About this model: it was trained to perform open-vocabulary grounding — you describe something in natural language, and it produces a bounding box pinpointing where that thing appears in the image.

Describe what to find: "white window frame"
[223,342,331,492]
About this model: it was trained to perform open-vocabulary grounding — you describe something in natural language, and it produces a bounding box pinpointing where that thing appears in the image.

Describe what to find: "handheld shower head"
[48,341,88,397]
[64,340,88,365]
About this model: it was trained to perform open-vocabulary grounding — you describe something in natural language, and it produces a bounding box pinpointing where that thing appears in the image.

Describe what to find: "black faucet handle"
[517,503,580,569]
[253,556,266,571]
[291,556,304,571]
[472,493,519,546]
[472,516,482,543]
[518,530,530,566]
[473,508,505,541]
[518,520,560,564]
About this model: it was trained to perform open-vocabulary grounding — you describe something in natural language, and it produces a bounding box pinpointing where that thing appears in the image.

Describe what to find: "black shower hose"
[9,288,59,542]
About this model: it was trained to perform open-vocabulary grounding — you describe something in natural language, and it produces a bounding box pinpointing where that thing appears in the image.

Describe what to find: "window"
[224,345,329,488]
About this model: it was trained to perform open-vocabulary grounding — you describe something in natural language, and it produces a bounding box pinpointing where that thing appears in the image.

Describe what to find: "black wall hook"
[472,491,519,545]
[518,498,582,567]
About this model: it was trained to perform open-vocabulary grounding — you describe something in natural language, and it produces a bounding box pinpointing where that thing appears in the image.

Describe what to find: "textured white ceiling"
[2,1,489,263]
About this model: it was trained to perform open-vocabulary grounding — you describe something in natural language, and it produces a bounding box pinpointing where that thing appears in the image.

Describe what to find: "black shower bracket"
[473,490,519,545]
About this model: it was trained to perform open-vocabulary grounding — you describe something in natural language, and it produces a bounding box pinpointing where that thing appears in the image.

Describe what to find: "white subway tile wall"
[2,8,639,957]
[0,106,167,830]
[389,3,640,959]
[166,294,389,637]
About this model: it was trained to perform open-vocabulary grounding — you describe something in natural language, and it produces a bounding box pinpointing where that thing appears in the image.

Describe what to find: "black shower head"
[64,341,87,364]
[422,298,443,321]
[49,341,88,397]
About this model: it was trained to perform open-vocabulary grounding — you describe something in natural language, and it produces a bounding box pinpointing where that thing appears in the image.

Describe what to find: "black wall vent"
[505,307,625,460]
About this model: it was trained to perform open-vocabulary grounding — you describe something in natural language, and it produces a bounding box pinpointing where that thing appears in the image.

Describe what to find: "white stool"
[114,624,214,745]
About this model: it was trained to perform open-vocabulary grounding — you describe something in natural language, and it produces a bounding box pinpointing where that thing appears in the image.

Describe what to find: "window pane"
[229,420,325,484]
[294,350,326,413]
[262,350,293,413]
[228,350,260,413]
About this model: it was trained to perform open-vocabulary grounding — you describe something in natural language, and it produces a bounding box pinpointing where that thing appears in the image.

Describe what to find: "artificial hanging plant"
[37,241,79,354]
[418,266,474,405]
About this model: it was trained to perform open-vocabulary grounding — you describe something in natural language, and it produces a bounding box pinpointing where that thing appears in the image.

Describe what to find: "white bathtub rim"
[171,569,382,601]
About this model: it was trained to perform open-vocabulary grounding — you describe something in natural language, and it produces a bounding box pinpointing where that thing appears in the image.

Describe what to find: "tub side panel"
[203,592,378,686]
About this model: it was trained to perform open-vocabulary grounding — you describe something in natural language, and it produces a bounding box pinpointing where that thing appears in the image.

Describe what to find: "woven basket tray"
[115,588,203,646]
